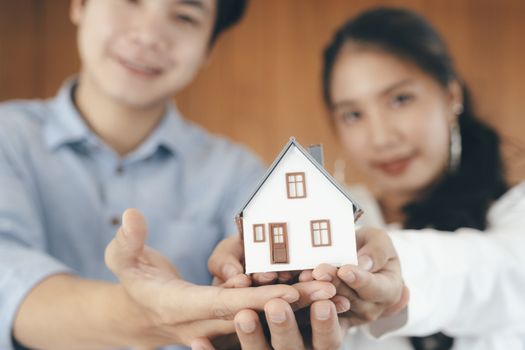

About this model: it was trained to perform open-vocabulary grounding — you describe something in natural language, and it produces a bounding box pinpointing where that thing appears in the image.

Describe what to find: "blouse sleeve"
[365,182,525,338]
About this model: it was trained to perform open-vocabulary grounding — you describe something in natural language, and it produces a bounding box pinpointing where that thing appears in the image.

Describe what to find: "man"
[0,1,329,348]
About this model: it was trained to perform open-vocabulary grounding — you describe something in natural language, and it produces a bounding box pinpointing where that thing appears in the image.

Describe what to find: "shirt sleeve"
[364,182,525,338]
[0,136,72,349]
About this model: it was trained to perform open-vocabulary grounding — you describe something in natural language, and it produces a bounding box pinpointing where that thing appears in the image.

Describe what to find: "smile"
[373,155,415,176]
[116,56,164,78]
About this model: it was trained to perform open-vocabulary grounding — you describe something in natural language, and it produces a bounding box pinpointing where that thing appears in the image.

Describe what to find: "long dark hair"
[323,7,508,232]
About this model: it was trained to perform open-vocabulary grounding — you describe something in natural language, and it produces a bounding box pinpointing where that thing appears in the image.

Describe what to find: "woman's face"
[330,45,461,197]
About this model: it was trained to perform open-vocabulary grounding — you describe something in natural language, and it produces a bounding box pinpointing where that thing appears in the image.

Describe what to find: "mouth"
[373,154,415,176]
[115,56,164,78]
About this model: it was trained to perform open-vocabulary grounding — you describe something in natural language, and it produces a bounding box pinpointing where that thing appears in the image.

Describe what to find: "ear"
[70,0,87,26]
[447,79,464,123]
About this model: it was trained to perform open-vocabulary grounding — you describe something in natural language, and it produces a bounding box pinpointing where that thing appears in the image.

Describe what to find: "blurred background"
[1,0,524,184]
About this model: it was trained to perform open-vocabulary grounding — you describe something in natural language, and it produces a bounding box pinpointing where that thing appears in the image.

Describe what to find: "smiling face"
[71,0,216,109]
[329,44,461,197]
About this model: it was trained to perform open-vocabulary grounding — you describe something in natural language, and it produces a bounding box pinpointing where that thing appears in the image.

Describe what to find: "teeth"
[123,59,160,74]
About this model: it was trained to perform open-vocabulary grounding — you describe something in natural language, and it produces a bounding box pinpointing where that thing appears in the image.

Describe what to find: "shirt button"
[116,164,124,175]
[110,216,121,226]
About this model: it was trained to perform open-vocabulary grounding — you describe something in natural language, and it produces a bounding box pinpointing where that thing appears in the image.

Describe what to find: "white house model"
[236,137,363,274]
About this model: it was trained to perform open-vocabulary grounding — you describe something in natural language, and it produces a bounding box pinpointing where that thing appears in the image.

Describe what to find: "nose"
[366,113,399,150]
[130,12,171,53]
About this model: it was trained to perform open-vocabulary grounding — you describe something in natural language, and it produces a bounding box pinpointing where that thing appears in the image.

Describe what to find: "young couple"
[1,1,523,350]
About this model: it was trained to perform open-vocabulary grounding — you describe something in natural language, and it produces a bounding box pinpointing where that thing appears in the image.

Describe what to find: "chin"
[375,172,431,197]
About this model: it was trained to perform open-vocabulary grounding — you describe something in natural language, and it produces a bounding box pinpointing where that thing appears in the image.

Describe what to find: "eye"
[171,12,200,27]
[337,110,362,125]
[391,93,413,107]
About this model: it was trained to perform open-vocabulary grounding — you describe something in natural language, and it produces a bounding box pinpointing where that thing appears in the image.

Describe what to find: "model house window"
[272,225,285,243]
[311,220,332,247]
[286,172,307,199]
[253,224,266,242]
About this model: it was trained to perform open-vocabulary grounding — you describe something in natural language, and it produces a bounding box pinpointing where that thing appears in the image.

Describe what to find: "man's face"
[71,0,216,108]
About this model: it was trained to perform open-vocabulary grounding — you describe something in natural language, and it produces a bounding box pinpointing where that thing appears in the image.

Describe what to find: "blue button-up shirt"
[0,80,264,349]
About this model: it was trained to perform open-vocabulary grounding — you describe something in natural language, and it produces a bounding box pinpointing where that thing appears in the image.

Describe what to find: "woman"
[319,6,525,350]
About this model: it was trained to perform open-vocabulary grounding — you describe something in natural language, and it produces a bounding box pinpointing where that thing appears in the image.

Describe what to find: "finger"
[174,283,300,322]
[190,338,216,350]
[208,235,245,281]
[252,272,278,285]
[265,299,305,350]
[277,271,294,283]
[330,295,351,314]
[222,274,252,288]
[355,228,397,273]
[312,264,341,288]
[290,281,336,311]
[105,208,148,276]
[298,270,313,282]
[235,309,271,350]
[337,265,402,304]
[311,264,338,282]
[311,301,343,350]
[382,285,410,317]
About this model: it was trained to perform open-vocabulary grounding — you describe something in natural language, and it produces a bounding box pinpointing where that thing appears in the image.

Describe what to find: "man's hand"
[103,209,301,347]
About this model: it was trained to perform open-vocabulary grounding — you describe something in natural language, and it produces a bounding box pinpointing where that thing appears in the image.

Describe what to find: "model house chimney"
[307,144,324,168]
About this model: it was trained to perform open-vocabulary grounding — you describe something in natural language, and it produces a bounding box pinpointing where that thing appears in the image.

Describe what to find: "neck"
[378,190,417,225]
[74,74,165,157]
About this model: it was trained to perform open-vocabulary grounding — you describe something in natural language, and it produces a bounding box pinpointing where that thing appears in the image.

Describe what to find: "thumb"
[190,338,216,350]
[356,227,396,273]
[208,235,245,281]
[105,208,148,277]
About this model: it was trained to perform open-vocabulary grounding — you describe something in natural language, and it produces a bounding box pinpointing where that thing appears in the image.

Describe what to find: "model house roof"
[237,137,363,220]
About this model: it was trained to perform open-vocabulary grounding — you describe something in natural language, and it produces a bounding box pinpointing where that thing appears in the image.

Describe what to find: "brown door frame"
[269,222,289,264]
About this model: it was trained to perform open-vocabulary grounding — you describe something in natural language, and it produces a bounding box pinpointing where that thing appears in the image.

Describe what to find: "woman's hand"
[301,227,409,325]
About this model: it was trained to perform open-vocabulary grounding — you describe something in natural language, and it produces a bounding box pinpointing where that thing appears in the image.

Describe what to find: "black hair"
[323,7,508,233]
[211,0,248,45]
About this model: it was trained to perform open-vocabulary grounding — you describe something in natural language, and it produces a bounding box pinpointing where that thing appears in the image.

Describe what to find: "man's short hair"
[211,0,248,45]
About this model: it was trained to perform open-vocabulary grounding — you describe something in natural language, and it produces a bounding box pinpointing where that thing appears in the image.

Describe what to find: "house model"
[236,137,363,274]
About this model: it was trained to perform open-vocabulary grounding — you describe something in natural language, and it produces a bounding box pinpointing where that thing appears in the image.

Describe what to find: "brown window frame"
[310,219,332,247]
[253,224,266,242]
[286,172,307,199]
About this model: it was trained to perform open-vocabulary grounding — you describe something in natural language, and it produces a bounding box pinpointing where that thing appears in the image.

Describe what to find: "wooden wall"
[1,0,524,184]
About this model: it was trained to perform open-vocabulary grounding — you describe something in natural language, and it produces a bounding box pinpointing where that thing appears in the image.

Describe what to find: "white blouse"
[343,182,525,350]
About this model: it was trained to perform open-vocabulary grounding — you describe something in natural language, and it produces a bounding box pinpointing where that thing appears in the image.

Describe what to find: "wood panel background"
[1,0,524,184]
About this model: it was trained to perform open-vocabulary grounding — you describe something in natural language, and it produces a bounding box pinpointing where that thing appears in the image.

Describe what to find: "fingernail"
[237,319,256,333]
[261,272,276,281]
[310,289,332,301]
[222,264,239,280]
[336,298,351,313]
[281,292,299,303]
[342,271,356,284]
[315,273,332,282]
[358,255,373,271]
[268,310,286,324]
[315,303,332,320]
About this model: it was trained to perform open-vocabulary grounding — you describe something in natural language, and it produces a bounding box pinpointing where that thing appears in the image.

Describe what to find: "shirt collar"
[44,78,94,151]
[44,78,192,159]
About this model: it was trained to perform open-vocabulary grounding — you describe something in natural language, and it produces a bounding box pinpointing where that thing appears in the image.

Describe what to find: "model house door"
[269,223,288,264]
